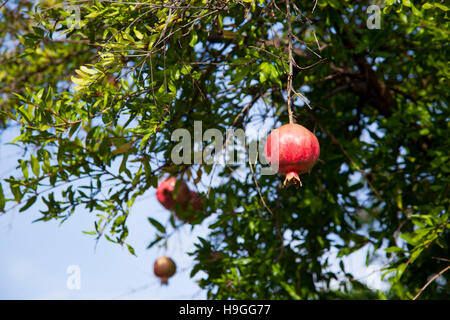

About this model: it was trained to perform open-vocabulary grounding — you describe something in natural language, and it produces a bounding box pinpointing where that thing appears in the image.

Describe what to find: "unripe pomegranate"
[156,177,190,210]
[153,256,176,285]
[264,123,320,186]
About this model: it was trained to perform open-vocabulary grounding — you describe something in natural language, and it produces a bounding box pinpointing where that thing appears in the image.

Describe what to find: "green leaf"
[80,66,98,75]
[32,26,45,38]
[259,62,272,83]
[0,184,5,212]
[423,3,449,11]
[229,67,249,85]
[20,160,29,179]
[133,28,144,40]
[71,76,90,86]
[127,244,137,256]
[17,105,32,124]
[19,195,37,212]
[85,10,101,19]
[148,217,166,234]
[11,132,27,144]
[385,246,406,253]
[280,282,301,300]
[147,235,163,249]
[68,122,81,138]
[189,30,198,47]
[434,3,449,11]
[31,155,40,177]
[147,34,159,49]
[259,62,280,86]
[190,263,202,277]
[233,258,252,266]
[112,140,134,155]
[119,154,129,174]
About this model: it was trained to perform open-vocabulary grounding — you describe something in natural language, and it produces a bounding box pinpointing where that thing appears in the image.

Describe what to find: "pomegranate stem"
[160,277,169,285]
[286,0,294,124]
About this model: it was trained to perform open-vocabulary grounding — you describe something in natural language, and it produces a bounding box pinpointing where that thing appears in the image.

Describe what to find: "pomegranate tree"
[264,123,320,186]
[156,177,190,210]
[153,256,176,285]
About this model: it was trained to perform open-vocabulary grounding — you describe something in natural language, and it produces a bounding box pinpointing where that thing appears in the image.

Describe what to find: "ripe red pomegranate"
[156,177,190,210]
[264,123,320,186]
[153,256,176,285]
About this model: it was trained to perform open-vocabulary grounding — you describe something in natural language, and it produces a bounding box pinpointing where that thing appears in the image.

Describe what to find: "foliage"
[0,0,449,299]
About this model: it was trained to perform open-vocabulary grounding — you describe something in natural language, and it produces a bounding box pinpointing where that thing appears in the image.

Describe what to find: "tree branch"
[413,264,450,300]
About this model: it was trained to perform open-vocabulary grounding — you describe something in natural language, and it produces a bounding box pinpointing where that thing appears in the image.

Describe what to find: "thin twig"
[248,156,273,216]
[412,264,450,300]
[248,152,284,260]
[432,257,450,263]
[0,0,9,10]
[312,0,318,14]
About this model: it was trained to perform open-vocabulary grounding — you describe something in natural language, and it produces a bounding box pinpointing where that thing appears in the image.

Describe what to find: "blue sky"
[0,198,210,299]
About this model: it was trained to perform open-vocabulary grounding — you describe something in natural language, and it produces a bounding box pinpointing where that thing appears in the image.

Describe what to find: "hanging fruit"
[264,123,320,186]
[174,191,204,223]
[156,177,190,210]
[153,256,176,285]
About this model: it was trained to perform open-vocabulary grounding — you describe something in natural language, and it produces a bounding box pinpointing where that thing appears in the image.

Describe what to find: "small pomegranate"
[264,123,320,186]
[174,191,203,223]
[189,191,204,211]
[156,177,190,210]
[153,256,176,285]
